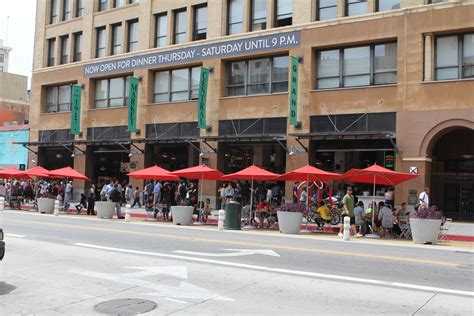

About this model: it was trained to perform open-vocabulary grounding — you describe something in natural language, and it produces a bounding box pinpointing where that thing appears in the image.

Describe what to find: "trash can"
[225,201,241,230]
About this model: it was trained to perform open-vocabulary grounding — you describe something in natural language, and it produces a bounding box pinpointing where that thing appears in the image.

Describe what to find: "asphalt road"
[1,210,473,315]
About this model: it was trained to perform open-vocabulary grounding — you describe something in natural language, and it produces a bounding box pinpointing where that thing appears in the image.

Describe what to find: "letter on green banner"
[289,56,299,126]
[128,76,139,132]
[198,67,209,129]
[70,84,82,135]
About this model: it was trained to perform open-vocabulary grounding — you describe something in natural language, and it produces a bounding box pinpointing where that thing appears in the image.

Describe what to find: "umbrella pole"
[244,177,256,229]
[301,174,312,233]
[365,173,380,238]
[195,173,205,225]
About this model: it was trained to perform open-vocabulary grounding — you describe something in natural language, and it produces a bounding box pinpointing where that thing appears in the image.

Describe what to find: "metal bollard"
[53,200,60,216]
[218,209,225,231]
[0,196,4,211]
[343,216,351,241]
[125,204,131,222]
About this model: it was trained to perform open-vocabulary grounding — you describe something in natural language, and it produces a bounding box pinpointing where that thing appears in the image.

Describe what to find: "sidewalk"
[10,203,474,243]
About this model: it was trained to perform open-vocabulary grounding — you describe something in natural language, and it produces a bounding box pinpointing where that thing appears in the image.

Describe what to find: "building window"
[226,56,289,96]
[73,32,82,62]
[275,0,292,27]
[60,35,69,64]
[435,33,474,80]
[111,23,122,55]
[47,38,56,67]
[113,0,124,8]
[96,27,106,58]
[50,0,59,24]
[155,13,167,47]
[428,0,447,3]
[193,5,207,41]
[46,84,72,113]
[316,42,397,89]
[76,0,84,17]
[127,20,139,52]
[173,9,187,44]
[94,77,130,108]
[346,0,368,16]
[62,0,71,21]
[98,0,107,11]
[250,0,267,31]
[153,67,200,103]
[376,0,400,11]
[317,0,337,21]
[227,0,243,35]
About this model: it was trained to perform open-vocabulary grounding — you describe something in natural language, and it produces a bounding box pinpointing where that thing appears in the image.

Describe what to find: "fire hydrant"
[218,209,225,230]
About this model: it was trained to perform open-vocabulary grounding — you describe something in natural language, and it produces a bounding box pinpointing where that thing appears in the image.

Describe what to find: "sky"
[0,0,37,88]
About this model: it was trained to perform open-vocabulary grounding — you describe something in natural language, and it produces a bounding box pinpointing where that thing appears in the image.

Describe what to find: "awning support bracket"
[22,144,38,155]
[294,137,309,152]
[202,140,217,153]
[130,143,144,154]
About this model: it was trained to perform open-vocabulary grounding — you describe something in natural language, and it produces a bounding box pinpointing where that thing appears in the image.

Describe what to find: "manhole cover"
[95,298,157,315]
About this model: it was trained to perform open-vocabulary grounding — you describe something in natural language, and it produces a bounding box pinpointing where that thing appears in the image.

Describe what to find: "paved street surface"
[1,210,473,315]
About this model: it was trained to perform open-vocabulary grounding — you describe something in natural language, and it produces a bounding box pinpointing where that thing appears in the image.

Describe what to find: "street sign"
[70,84,82,135]
[197,67,209,129]
[289,56,299,126]
[128,76,139,133]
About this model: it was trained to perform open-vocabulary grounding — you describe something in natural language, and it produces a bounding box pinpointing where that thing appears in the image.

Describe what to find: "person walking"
[87,184,96,215]
[125,184,133,205]
[131,186,142,208]
[153,180,162,208]
[110,184,123,219]
[418,187,430,208]
[339,187,356,237]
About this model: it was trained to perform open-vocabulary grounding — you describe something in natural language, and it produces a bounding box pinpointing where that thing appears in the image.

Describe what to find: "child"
[202,198,212,223]
[145,195,155,218]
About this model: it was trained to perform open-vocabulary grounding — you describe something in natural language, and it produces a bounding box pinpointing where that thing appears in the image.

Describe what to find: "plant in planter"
[410,205,444,244]
[277,203,306,234]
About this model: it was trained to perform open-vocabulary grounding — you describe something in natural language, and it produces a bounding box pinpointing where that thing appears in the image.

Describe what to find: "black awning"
[200,134,286,143]
[14,138,143,147]
[290,131,394,141]
[142,137,199,144]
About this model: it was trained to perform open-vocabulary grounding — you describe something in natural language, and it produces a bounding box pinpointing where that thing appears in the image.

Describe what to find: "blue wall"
[0,129,29,169]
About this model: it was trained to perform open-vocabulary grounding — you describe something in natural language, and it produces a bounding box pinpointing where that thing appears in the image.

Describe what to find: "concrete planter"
[277,211,303,234]
[37,198,55,214]
[96,201,116,219]
[171,206,194,226]
[411,218,442,244]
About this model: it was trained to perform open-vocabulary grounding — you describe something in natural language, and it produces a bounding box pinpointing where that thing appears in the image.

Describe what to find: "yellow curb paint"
[7,218,460,267]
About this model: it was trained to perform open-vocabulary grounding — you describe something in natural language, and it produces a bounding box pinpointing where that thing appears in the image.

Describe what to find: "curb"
[10,204,474,242]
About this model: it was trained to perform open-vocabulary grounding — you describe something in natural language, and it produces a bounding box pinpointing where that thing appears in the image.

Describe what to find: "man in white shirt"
[419,187,430,206]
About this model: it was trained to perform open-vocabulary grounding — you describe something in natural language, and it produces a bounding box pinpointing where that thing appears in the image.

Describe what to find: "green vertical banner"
[197,67,209,129]
[289,56,299,126]
[70,84,82,135]
[384,151,396,170]
[128,76,139,132]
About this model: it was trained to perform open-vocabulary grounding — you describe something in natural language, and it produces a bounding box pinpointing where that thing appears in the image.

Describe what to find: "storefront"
[144,122,199,171]
[36,129,75,170]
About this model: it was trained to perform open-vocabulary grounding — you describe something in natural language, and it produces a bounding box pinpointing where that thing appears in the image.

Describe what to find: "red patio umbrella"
[0,167,31,179]
[21,166,50,178]
[222,165,280,228]
[339,163,419,237]
[48,166,89,181]
[275,165,341,232]
[171,165,224,225]
[128,165,180,181]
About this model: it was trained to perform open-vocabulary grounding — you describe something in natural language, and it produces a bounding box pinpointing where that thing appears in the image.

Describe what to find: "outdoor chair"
[438,218,453,242]
[399,223,412,240]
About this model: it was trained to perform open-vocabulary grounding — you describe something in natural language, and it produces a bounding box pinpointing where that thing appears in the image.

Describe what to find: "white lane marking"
[164,298,188,304]
[173,249,280,257]
[69,266,232,301]
[5,233,26,238]
[74,242,474,297]
[123,266,188,279]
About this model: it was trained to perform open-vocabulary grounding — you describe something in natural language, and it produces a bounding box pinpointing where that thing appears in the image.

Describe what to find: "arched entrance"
[430,128,474,221]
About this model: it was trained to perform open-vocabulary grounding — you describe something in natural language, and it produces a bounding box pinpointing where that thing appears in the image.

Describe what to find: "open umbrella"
[339,163,419,237]
[48,166,89,181]
[222,165,280,229]
[21,166,50,178]
[171,165,224,225]
[128,165,180,181]
[275,165,341,232]
[0,167,31,179]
